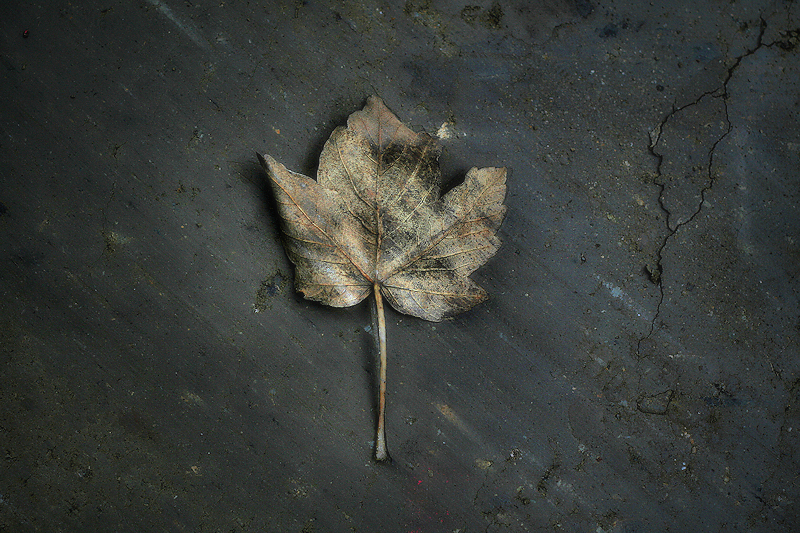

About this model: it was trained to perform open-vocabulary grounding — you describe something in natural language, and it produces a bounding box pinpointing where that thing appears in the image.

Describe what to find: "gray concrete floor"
[1,0,799,531]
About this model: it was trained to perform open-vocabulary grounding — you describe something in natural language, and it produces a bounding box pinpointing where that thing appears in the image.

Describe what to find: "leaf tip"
[257,152,277,171]
[365,94,385,107]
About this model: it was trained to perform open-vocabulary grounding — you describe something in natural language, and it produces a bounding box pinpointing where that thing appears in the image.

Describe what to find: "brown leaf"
[259,96,506,460]
[259,96,507,322]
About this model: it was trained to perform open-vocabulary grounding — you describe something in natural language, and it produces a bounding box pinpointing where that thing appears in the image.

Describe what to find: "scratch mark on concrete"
[147,0,208,49]
[434,402,482,443]
[593,275,654,322]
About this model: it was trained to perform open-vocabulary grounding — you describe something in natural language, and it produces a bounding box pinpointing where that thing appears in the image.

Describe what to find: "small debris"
[435,121,454,139]
[475,458,493,469]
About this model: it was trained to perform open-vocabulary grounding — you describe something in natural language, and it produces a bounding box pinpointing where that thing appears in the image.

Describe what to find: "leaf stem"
[374,282,389,461]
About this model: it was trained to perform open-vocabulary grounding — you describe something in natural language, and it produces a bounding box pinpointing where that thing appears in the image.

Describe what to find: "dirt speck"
[255,271,287,311]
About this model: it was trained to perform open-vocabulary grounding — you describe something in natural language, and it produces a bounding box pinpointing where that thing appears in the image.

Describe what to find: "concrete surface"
[1,0,798,531]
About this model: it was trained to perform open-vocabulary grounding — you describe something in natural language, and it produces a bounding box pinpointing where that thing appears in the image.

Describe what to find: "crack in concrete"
[637,18,768,356]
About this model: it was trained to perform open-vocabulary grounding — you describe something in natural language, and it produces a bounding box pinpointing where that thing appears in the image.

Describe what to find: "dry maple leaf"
[259,96,507,461]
